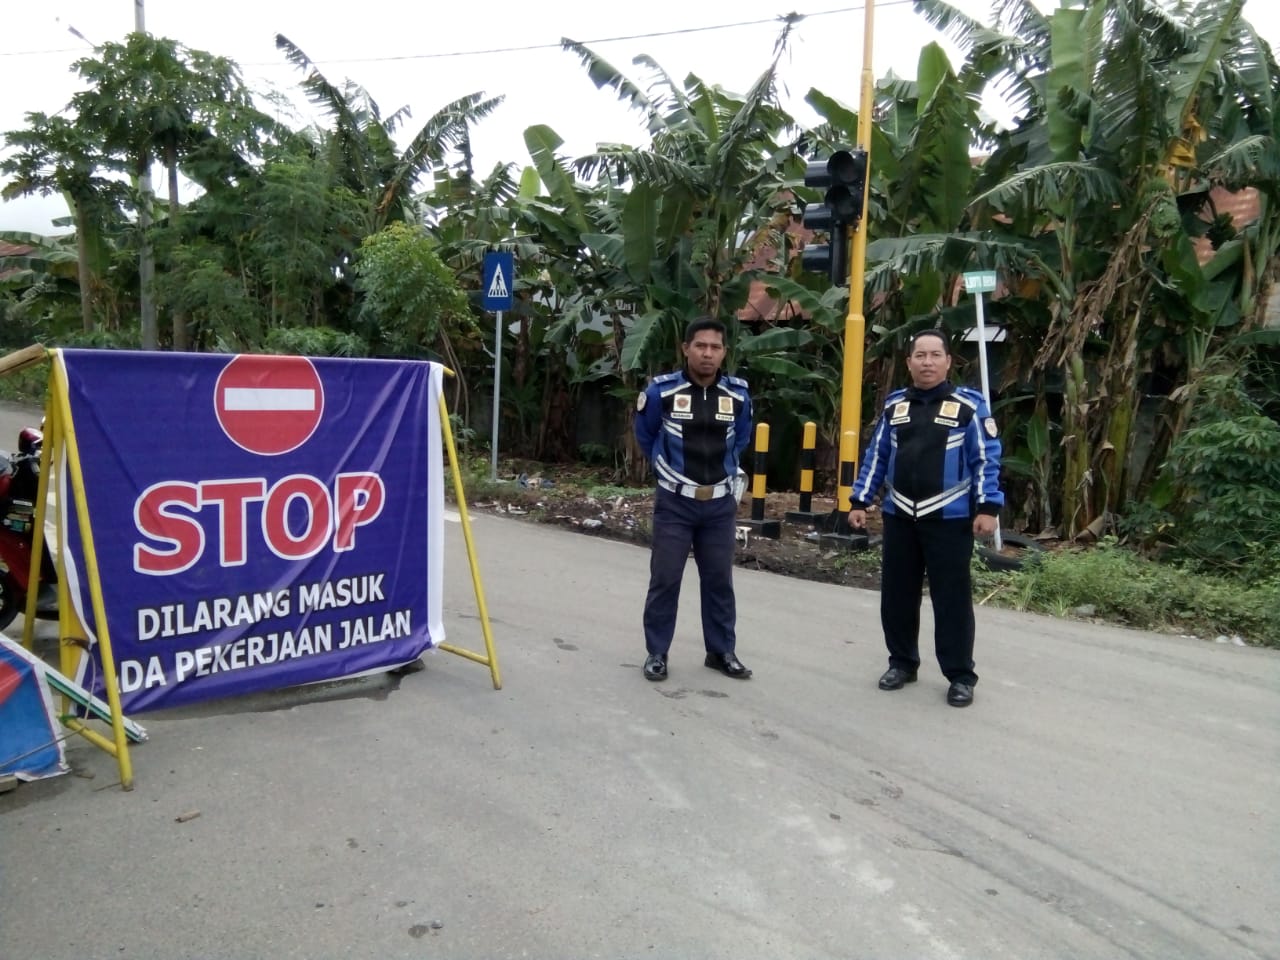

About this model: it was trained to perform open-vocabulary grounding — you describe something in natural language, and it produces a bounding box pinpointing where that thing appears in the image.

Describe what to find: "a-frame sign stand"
[434,371,502,690]
[1,346,136,789]
[2,348,502,793]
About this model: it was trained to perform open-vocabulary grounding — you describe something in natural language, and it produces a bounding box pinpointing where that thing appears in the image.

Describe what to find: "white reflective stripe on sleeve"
[852,421,887,502]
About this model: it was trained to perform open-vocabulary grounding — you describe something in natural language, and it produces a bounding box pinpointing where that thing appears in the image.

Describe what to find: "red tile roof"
[1195,186,1261,264]
[0,241,35,283]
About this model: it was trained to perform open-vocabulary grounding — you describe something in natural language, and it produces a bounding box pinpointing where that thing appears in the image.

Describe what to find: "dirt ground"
[465,468,888,591]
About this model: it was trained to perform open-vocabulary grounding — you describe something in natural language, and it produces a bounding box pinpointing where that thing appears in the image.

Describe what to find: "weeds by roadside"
[971,539,1279,647]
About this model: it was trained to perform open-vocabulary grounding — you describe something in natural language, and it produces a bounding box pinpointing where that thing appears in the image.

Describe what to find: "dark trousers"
[643,488,738,657]
[880,512,978,684]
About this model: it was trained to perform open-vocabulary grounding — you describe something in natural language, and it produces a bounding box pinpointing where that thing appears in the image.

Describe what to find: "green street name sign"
[963,270,998,293]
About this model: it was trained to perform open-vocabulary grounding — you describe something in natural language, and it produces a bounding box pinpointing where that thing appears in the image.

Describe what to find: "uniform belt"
[657,478,733,501]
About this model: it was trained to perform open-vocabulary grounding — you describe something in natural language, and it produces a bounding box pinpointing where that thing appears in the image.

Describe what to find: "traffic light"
[799,148,868,286]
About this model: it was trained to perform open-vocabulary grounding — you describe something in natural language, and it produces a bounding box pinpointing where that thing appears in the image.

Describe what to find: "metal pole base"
[813,508,870,550]
[817,531,870,551]
[738,518,781,540]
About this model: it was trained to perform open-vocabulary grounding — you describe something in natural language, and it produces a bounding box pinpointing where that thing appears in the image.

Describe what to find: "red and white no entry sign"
[214,355,324,455]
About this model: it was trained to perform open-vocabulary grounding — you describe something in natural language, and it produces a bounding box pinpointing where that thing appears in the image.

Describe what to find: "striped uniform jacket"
[635,369,752,487]
[849,383,1003,520]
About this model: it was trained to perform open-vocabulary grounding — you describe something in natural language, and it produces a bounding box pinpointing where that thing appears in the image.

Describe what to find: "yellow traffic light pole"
[835,0,877,521]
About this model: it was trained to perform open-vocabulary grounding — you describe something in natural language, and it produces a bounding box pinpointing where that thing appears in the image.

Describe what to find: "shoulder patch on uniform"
[984,417,998,437]
[883,388,908,410]
[651,371,681,385]
[723,374,749,389]
[636,391,647,411]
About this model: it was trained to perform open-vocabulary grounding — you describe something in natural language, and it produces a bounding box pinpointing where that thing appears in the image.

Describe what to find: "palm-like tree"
[275,35,504,236]
[552,22,800,372]
[71,34,260,349]
[2,114,127,332]
[864,0,1278,536]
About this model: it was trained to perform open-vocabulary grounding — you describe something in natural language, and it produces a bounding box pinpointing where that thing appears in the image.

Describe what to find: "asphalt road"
[0,401,1277,959]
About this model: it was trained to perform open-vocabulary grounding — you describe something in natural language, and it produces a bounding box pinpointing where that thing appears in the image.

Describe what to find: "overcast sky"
[2,0,1277,234]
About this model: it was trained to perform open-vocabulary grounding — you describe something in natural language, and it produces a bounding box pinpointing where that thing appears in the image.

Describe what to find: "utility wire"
[252,3,913,66]
[0,2,915,62]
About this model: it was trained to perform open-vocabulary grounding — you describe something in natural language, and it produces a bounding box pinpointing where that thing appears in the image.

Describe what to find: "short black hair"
[683,316,727,344]
[909,328,951,355]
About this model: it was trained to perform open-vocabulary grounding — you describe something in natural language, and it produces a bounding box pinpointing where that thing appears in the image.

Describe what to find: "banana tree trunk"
[1060,350,1093,538]
[614,312,647,485]
[167,153,189,352]
[1028,387,1054,533]
[1093,297,1146,517]
[136,153,158,350]
[72,204,94,333]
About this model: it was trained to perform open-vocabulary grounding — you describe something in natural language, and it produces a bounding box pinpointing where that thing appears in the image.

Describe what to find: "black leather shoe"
[643,654,667,681]
[704,652,752,679]
[878,667,918,690]
[947,681,974,707]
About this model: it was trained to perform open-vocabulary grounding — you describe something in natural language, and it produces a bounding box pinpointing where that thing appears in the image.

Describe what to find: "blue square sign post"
[482,252,514,311]
[482,251,514,480]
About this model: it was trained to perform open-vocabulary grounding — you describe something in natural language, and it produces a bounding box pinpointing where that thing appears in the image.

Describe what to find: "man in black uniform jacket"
[634,317,753,682]
[847,330,1004,707]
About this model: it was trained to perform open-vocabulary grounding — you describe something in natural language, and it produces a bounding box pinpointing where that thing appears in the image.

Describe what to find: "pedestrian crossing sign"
[482,251,514,311]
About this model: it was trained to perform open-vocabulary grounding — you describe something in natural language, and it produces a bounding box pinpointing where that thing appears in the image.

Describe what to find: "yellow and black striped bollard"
[739,422,780,539]
[785,421,827,526]
[818,429,869,550]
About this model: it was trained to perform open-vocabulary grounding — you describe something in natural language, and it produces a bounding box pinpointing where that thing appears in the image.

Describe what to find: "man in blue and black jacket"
[635,317,753,683]
[848,329,1003,708]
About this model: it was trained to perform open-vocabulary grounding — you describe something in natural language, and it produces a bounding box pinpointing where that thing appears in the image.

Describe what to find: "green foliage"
[578,442,612,465]
[57,327,143,350]
[262,326,369,358]
[585,483,650,499]
[448,414,478,452]
[1137,374,1280,577]
[355,222,473,358]
[243,153,365,326]
[0,365,48,405]
[151,241,263,350]
[975,540,1280,647]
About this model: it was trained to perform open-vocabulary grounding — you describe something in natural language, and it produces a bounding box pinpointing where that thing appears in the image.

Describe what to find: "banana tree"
[276,35,504,238]
[876,0,1279,537]
[514,31,799,477]
[0,230,84,334]
[2,115,126,333]
[558,23,799,373]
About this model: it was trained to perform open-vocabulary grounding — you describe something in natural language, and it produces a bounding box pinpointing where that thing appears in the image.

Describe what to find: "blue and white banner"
[57,350,446,713]
[0,636,67,781]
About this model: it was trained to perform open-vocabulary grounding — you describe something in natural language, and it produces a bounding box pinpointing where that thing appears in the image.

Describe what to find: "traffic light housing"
[799,148,868,287]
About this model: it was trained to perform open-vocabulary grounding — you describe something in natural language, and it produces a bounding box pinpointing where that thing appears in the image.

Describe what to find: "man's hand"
[848,509,867,530]
[973,514,998,538]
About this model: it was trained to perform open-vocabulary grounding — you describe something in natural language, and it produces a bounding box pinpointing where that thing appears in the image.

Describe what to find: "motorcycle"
[0,424,59,630]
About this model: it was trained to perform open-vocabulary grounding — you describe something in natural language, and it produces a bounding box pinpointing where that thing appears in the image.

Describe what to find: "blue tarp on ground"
[0,636,67,781]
